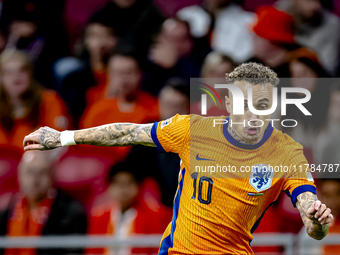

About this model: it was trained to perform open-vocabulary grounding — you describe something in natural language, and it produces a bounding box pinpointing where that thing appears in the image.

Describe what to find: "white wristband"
[60,131,76,147]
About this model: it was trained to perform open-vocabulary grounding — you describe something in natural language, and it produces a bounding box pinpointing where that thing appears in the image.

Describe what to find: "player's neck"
[227,125,263,145]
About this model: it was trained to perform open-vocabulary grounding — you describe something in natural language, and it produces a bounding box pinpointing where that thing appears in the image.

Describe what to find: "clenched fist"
[307,200,333,225]
[23,127,61,151]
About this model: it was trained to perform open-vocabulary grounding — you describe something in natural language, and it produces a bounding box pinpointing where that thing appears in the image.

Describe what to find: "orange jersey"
[85,69,108,106]
[150,114,316,255]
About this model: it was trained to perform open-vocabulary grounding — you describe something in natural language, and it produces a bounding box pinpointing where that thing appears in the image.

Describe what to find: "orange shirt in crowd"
[4,192,55,255]
[86,70,108,106]
[92,69,107,88]
[0,90,71,149]
[80,91,159,159]
[324,217,340,254]
[81,91,159,128]
[86,199,172,255]
[86,83,107,107]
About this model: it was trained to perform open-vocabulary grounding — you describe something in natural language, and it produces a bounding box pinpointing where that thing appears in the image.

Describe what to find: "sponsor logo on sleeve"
[160,117,173,130]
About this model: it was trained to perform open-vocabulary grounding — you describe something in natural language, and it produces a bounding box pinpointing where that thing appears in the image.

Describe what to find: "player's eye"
[257,104,267,110]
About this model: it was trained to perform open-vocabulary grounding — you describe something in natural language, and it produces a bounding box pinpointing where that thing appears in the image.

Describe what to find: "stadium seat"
[0,145,23,210]
[54,145,120,208]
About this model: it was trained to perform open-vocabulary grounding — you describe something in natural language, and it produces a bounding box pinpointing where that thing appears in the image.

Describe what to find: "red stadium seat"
[0,145,23,210]
[54,145,120,209]
[0,192,15,211]
[89,177,165,213]
[0,145,23,193]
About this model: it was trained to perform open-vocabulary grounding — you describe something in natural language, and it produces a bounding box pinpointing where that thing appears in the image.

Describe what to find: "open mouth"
[247,128,258,135]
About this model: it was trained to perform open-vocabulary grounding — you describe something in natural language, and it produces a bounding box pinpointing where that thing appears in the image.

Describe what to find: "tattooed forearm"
[74,123,155,147]
[298,192,317,212]
[23,124,155,151]
[296,192,329,240]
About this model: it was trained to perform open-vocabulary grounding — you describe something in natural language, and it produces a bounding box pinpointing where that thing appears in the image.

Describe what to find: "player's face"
[226,80,274,144]
[108,172,139,209]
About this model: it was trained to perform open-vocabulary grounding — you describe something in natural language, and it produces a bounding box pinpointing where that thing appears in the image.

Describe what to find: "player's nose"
[248,114,260,124]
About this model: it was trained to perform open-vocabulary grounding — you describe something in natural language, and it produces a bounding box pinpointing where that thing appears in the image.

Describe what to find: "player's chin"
[245,133,260,141]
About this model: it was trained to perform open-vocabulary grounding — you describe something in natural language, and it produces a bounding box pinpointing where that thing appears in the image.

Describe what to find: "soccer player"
[23,63,333,254]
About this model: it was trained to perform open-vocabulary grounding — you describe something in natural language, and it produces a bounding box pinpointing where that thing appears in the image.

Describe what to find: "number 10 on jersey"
[191,172,214,204]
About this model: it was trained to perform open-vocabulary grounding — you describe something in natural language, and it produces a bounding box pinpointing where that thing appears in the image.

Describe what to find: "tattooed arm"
[296,192,333,240]
[23,123,155,151]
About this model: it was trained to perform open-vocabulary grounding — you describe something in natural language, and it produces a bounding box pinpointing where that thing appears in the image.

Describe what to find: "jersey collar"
[223,117,273,150]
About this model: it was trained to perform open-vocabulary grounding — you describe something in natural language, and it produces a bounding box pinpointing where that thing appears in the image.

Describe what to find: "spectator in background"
[276,0,340,76]
[320,83,340,169]
[90,0,165,64]
[159,77,190,122]
[0,151,87,255]
[317,179,340,254]
[273,48,331,165]
[143,18,210,95]
[87,162,171,255]
[0,0,70,87]
[0,49,71,149]
[248,6,301,78]
[81,22,118,106]
[81,52,159,125]
[327,83,340,126]
[80,52,159,159]
[53,20,118,122]
[78,22,117,87]
[201,52,235,79]
[126,77,190,207]
[198,51,235,116]
[177,0,255,63]
[155,77,189,206]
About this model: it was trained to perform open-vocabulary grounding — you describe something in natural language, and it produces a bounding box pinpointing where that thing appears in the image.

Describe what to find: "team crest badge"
[249,164,274,192]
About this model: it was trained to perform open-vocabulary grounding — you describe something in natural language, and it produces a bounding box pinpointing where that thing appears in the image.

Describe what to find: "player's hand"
[23,127,61,151]
[306,200,334,225]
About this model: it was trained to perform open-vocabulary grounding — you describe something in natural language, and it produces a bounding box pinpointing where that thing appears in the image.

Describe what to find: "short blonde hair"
[226,62,280,87]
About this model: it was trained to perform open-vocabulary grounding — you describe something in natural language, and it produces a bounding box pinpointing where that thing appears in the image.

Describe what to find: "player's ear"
[225,95,232,113]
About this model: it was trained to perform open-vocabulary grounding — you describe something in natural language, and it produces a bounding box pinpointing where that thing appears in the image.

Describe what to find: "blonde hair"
[226,62,280,87]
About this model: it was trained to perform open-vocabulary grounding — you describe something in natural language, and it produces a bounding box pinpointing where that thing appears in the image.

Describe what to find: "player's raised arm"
[23,123,155,151]
[296,192,334,240]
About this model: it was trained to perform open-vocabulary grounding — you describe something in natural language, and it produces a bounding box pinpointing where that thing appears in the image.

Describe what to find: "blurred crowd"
[0,0,340,254]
